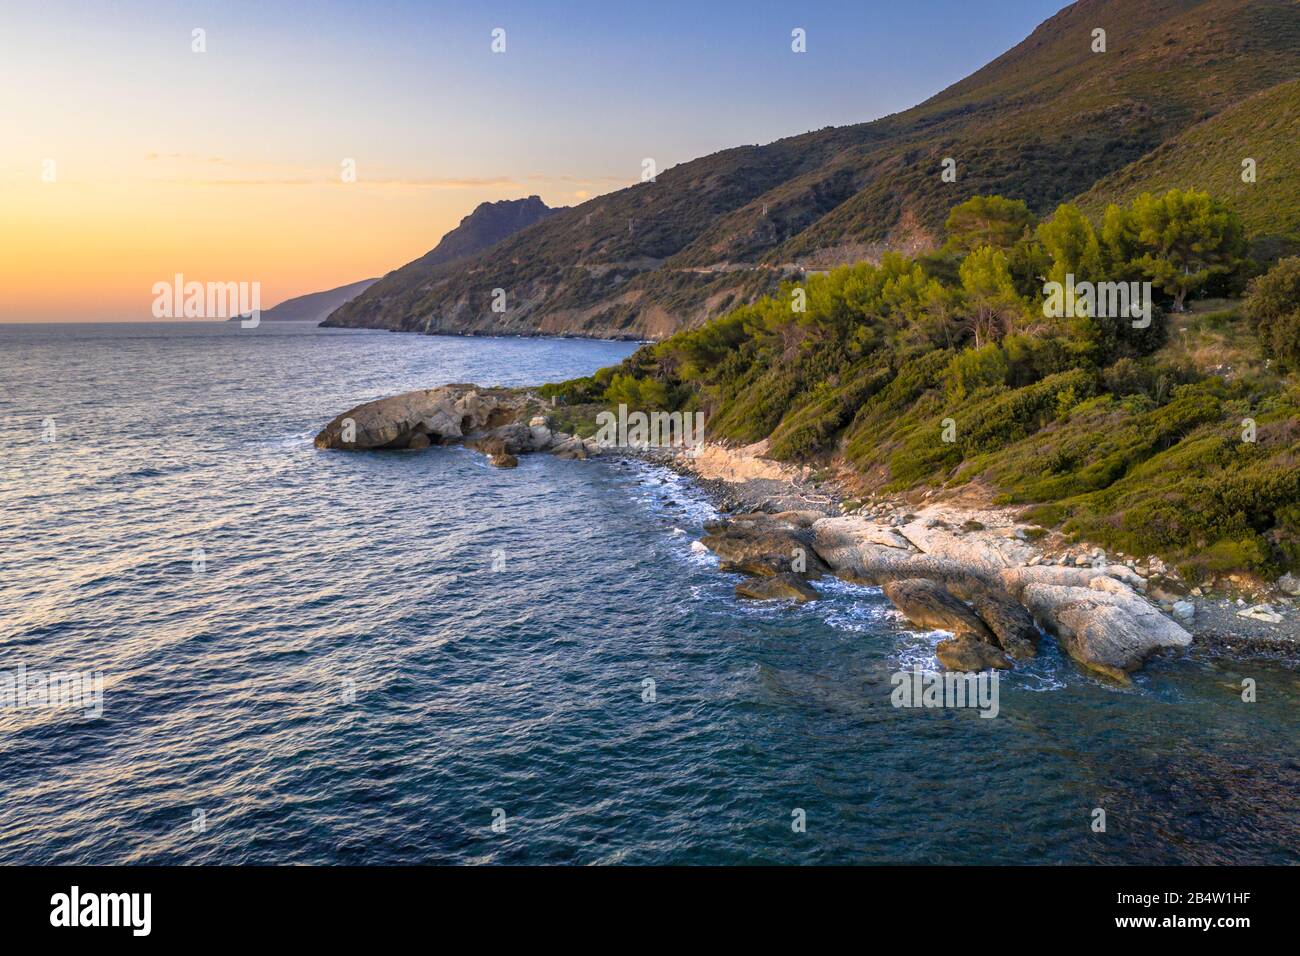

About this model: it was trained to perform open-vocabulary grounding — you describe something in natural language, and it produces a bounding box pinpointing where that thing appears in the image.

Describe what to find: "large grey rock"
[551,435,589,460]
[896,516,1035,576]
[315,384,528,450]
[811,518,976,589]
[998,563,1144,600]
[469,422,533,456]
[732,510,826,530]
[529,424,553,449]
[1021,583,1191,680]
[809,513,1193,677]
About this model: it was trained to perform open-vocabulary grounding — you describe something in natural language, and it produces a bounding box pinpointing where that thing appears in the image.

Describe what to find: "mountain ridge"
[327,0,1300,340]
[322,195,559,329]
[243,277,378,323]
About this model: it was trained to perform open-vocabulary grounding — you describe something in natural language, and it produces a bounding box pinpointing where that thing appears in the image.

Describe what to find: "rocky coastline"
[315,384,1299,681]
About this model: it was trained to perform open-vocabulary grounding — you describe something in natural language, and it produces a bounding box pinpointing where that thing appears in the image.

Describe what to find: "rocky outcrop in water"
[314,385,603,467]
[701,510,829,601]
[700,511,830,580]
[314,384,529,450]
[936,635,1012,671]
[882,578,995,641]
[1019,582,1192,681]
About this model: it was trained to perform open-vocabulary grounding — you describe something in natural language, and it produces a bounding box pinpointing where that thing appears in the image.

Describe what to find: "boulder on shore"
[1021,583,1191,680]
[882,578,994,642]
[551,434,601,460]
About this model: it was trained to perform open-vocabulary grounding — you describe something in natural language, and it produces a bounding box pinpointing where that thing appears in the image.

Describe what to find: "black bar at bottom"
[0,865,1287,941]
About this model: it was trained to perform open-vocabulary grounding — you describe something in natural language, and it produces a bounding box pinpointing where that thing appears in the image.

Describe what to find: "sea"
[0,320,1295,864]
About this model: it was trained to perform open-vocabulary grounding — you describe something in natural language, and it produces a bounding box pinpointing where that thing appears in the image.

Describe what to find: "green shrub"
[944,344,1009,401]
[1244,256,1300,368]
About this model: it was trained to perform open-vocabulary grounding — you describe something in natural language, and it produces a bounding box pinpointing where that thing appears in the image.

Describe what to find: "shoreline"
[312,383,1298,674]
[316,321,652,344]
[657,441,1299,665]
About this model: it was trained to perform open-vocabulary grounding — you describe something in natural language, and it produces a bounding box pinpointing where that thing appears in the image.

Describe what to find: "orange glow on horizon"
[0,159,613,321]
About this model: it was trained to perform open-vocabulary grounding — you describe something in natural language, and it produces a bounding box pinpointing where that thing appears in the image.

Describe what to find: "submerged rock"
[936,635,1012,671]
[735,572,819,603]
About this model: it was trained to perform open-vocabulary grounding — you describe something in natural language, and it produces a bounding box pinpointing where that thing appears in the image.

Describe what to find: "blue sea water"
[0,320,1296,865]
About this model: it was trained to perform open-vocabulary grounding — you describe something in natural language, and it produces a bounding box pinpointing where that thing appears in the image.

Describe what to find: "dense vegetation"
[544,192,1300,579]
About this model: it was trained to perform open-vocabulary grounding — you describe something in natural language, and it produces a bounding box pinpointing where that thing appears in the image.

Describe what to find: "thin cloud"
[173,176,525,189]
[135,155,631,191]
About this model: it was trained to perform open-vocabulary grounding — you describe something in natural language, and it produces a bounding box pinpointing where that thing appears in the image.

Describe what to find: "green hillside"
[1077,79,1300,259]
[327,0,1300,340]
[542,190,1300,581]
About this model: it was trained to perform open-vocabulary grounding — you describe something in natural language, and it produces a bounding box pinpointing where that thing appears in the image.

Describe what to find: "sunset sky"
[0,0,1063,321]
